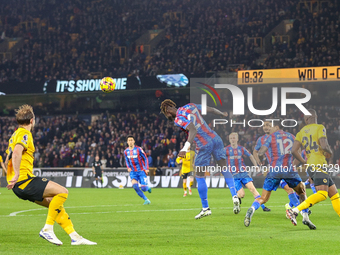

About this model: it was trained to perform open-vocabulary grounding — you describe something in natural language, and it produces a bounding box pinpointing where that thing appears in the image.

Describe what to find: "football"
[100,77,116,93]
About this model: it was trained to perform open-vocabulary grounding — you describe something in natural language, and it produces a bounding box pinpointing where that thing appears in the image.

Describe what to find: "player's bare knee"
[62,187,69,194]
[294,182,305,195]
[237,190,245,198]
[328,184,337,198]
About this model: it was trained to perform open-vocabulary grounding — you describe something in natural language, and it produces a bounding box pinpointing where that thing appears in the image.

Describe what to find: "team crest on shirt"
[21,134,28,144]
[323,179,327,183]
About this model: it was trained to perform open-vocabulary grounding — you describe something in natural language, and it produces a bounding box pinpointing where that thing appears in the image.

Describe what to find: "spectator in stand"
[101,155,107,168]
[154,156,163,168]
[147,151,153,168]
[112,155,120,169]
[53,155,59,167]
[168,154,176,168]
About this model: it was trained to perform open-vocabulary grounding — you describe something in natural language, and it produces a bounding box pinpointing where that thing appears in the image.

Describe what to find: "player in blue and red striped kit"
[160,99,238,219]
[244,121,315,229]
[124,135,151,205]
[253,121,300,214]
[226,133,270,213]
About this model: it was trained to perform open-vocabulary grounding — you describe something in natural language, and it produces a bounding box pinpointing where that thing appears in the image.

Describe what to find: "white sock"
[292,207,299,214]
[302,212,309,221]
[43,224,53,232]
[69,231,81,240]
[203,207,209,210]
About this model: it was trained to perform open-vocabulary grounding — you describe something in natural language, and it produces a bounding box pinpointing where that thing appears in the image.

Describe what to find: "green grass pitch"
[0,187,339,255]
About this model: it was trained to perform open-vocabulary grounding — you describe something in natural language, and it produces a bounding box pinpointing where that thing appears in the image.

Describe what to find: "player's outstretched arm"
[139,147,149,171]
[249,155,258,167]
[123,151,132,172]
[253,149,262,165]
[178,122,197,158]
[7,144,24,189]
[292,141,306,164]
[319,137,333,157]
[206,106,228,118]
[257,146,268,157]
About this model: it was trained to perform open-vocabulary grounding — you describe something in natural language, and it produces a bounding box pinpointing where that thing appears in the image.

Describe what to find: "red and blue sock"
[196,177,209,208]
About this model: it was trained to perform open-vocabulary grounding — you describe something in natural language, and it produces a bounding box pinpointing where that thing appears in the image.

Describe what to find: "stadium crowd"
[3,0,337,82]
[1,103,340,169]
[264,2,340,69]
[0,0,167,83]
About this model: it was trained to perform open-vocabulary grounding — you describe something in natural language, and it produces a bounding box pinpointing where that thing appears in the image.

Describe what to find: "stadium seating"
[0,0,328,81]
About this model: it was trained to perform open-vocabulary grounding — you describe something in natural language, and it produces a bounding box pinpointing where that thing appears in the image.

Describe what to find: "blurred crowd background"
[1,0,340,168]
[0,0,339,82]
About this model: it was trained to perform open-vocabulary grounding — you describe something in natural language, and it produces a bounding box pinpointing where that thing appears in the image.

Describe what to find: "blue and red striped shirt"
[174,103,216,148]
[124,146,148,172]
[225,145,251,175]
[255,134,271,164]
[263,130,295,173]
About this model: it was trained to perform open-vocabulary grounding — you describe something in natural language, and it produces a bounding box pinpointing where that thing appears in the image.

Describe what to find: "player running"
[6,105,96,245]
[92,156,104,188]
[124,135,151,205]
[226,133,270,213]
[244,121,315,229]
[176,149,195,197]
[253,121,301,215]
[160,99,238,219]
[287,109,340,224]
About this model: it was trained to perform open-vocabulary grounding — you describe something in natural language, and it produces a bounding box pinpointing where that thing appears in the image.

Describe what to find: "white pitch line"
[2,204,332,218]
[8,204,135,216]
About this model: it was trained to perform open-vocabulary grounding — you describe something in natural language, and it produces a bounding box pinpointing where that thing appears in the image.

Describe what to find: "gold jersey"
[176,151,195,174]
[6,127,35,183]
[0,155,2,163]
[295,123,327,166]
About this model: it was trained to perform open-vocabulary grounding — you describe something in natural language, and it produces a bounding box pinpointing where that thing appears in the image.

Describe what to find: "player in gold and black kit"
[287,109,340,225]
[6,105,96,246]
[176,150,195,197]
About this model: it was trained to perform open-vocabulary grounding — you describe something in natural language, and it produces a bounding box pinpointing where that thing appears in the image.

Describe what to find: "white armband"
[180,141,191,152]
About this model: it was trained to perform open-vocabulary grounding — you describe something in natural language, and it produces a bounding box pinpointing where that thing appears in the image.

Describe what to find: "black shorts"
[307,167,335,187]
[181,172,192,179]
[12,176,49,203]
[95,172,102,178]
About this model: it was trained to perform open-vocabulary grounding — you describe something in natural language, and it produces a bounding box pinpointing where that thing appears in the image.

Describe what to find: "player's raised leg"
[245,177,279,227]
[131,177,150,205]
[290,180,316,229]
[245,181,271,212]
[139,171,151,203]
